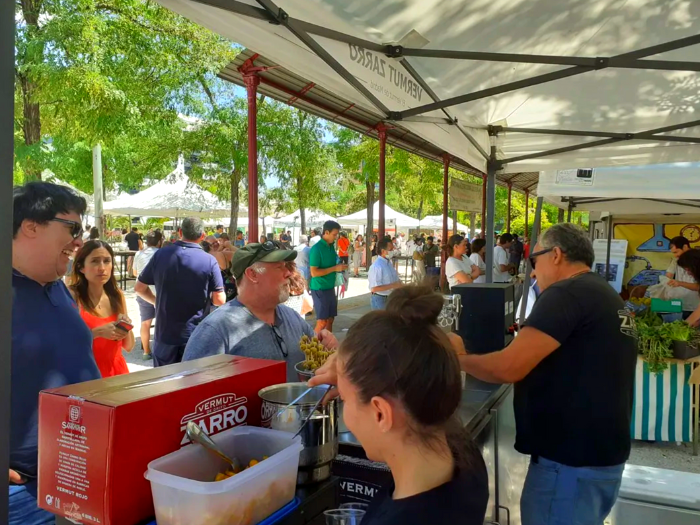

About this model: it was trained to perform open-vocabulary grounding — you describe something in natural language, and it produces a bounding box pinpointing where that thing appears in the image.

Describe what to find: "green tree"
[15,0,235,189]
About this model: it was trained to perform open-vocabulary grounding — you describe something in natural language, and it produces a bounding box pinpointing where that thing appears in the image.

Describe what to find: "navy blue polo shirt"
[11,270,100,483]
[138,240,224,345]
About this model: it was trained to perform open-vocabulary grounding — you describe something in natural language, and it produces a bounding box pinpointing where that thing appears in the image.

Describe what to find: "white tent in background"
[274,210,336,227]
[421,215,470,232]
[104,171,237,219]
[337,202,420,228]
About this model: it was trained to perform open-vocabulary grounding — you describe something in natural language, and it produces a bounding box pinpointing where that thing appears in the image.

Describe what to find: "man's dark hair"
[377,238,393,254]
[513,234,519,241]
[540,223,594,267]
[89,227,100,240]
[678,249,700,283]
[131,227,138,232]
[499,233,513,244]
[121,228,128,235]
[670,236,690,250]
[181,217,204,241]
[236,230,243,235]
[216,224,223,230]
[146,230,163,248]
[13,182,87,238]
[323,220,341,235]
[427,236,434,242]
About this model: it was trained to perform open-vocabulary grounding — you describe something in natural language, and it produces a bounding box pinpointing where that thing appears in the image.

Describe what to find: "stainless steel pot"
[259,383,338,484]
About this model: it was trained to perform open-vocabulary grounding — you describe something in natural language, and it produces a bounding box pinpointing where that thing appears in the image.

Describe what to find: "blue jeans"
[371,294,388,310]
[521,456,624,525]
[9,484,55,525]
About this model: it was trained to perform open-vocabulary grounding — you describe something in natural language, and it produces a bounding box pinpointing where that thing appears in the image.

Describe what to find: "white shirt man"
[493,233,514,283]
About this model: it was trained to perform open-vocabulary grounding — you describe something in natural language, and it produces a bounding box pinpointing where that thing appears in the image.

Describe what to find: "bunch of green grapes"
[299,334,333,371]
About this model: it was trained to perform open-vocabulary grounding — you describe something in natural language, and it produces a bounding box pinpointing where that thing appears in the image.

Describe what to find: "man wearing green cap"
[182,241,338,381]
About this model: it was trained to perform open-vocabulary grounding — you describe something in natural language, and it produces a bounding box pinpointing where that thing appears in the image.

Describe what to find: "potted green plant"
[664,321,700,360]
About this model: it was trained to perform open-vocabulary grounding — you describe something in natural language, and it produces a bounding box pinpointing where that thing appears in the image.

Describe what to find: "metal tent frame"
[201,0,700,281]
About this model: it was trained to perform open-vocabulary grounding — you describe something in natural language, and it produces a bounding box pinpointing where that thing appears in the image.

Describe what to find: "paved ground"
[119,276,700,475]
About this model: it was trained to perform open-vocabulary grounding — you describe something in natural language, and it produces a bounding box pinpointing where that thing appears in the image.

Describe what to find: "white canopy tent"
[538,163,700,215]
[338,201,420,228]
[274,209,336,227]
[421,215,469,232]
[159,0,700,176]
[104,173,237,219]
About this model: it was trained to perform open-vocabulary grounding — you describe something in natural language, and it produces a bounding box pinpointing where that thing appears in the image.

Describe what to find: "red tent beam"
[506,182,512,233]
[524,190,530,238]
[377,123,387,240]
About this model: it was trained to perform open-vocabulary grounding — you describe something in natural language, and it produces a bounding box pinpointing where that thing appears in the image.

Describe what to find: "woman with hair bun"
[310,285,488,524]
[444,234,480,289]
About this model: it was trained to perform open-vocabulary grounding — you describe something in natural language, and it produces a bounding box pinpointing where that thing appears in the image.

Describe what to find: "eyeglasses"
[271,325,288,358]
[254,240,277,258]
[529,247,554,269]
[50,218,83,239]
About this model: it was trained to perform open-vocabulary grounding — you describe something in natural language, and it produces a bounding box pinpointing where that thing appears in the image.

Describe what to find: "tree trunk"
[19,0,43,182]
[366,178,374,270]
[296,175,306,234]
[229,166,241,235]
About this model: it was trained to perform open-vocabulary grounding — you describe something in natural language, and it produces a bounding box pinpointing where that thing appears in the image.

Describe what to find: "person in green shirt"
[309,220,347,332]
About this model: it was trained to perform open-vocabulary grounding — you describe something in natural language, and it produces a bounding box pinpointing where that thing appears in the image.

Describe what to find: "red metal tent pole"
[506,183,512,233]
[239,56,266,244]
[442,153,450,244]
[377,124,387,240]
[481,174,487,236]
[524,190,530,238]
[440,154,451,290]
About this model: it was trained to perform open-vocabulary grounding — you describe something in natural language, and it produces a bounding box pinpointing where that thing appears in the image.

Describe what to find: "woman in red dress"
[69,240,134,377]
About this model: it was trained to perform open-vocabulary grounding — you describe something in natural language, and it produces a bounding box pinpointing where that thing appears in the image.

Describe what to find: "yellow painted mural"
[614,223,700,289]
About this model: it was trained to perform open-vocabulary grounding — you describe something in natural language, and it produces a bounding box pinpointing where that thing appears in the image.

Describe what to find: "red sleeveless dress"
[79,309,129,377]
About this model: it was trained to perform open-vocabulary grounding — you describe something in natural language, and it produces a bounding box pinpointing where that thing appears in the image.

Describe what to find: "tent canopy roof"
[538,163,700,215]
[274,209,336,227]
[104,170,237,218]
[338,201,419,227]
[421,215,469,232]
[158,0,700,188]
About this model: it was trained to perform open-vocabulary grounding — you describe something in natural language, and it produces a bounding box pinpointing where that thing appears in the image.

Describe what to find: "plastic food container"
[145,426,303,525]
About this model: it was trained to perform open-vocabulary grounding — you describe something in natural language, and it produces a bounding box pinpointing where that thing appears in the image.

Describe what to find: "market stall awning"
[338,202,420,228]
[104,169,238,219]
[274,209,336,227]
[538,163,700,215]
[421,215,469,232]
[158,0,700,179]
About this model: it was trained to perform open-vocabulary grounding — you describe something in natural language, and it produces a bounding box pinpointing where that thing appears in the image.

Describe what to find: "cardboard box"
[37,355,286,525]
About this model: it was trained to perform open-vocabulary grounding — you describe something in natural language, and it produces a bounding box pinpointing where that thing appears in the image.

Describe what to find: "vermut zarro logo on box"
[179,393,248,446]
[62,403,86,434]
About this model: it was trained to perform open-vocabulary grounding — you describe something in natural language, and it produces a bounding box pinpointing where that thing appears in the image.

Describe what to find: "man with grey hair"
[135,217,225,366]
[183,242,338,381]
[454,223,637,525]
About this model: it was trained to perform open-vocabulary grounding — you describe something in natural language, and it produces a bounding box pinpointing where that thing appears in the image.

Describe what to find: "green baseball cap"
[232,241,297,281]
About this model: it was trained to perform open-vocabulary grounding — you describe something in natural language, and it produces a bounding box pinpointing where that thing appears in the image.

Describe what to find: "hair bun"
[385,285,444,326]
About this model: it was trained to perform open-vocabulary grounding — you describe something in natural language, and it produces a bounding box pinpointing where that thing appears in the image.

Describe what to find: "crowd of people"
[13,181,700,525]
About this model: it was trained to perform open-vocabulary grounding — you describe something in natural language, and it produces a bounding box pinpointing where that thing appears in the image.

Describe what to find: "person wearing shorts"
[133,230,163,360]
[309,220,346,332]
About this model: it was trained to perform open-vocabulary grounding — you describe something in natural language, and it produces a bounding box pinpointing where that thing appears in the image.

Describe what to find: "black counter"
[338,374,510,447]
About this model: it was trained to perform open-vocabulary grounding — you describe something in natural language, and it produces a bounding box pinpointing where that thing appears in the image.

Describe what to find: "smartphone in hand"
[115,320,133,332]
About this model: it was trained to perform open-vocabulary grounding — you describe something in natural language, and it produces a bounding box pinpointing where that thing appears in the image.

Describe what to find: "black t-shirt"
[518,272,638,467]
[362,457,488,525]
[125,231,140,251]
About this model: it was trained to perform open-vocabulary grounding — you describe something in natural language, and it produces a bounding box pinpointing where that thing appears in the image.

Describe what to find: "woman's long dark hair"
[340,285,475,470]
[70,240,125,316]
[443,234,465,257]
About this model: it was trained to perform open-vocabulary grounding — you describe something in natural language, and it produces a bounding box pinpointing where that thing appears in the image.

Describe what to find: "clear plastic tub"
[145,426,303,525]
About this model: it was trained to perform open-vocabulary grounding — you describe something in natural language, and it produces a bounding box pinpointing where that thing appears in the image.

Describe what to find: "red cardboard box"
[37,355,286,525]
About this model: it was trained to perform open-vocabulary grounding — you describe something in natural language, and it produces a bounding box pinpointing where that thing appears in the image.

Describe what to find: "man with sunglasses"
[453,223,637,525]
[183,242,338,381]
[10,182,102,525]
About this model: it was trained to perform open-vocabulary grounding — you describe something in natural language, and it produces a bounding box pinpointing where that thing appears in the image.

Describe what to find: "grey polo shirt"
[182,298,314,382]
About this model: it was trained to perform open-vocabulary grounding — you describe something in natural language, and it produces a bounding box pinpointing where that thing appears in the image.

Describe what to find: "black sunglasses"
[529,247,554,269]
[271,324,288,358]
[254,240,278,258]
[50,218,83,239]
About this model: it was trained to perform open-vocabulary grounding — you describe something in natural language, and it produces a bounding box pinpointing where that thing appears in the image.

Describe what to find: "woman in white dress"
[444,234,480,289]
[468,238,487,284]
